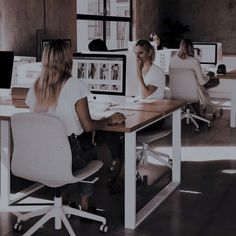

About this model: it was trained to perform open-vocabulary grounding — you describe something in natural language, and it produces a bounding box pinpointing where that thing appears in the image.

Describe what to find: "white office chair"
[169,68,211,133]
[11,113,108,236]
[136,129,172,183]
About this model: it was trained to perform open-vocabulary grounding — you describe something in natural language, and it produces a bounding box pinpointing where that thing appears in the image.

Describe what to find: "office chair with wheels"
[11,113,108,236]
[169,68,211,133]
[136,129,172,184]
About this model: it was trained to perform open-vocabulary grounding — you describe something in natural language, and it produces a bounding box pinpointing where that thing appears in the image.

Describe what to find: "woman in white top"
[26,39,125,211]
[135,39,165,99]
[169,38,215,113]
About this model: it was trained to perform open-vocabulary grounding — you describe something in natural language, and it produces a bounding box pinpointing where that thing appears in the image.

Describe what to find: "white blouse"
[26,77,91,136]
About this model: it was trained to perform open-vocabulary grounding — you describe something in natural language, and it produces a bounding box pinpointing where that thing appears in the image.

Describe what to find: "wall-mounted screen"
[193,42,217,65]
[72,53,126,96]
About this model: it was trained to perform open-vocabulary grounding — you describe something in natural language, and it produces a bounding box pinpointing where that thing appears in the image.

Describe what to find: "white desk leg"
[172,109,181,182]
[124,132,136,229]
[230,90,236,128]
[0,120,11,210]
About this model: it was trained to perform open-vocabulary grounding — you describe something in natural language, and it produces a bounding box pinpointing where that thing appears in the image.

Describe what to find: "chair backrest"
[169,68,199,101]
[11,112,77,187]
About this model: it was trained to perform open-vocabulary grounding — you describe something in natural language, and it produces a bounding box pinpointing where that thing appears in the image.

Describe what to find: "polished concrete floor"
[1,109,236,236]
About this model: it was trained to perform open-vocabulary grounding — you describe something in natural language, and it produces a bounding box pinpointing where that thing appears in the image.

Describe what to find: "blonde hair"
[178,38,194,60]
[136,39,156,62]
[34,39,72,111]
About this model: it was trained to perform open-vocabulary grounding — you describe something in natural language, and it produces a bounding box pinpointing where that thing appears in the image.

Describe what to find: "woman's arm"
[136,59,157,98]
[194,59,210,85]
[75,97,125,132]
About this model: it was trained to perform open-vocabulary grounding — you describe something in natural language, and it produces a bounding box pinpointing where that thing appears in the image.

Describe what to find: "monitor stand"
[88,94,126,105]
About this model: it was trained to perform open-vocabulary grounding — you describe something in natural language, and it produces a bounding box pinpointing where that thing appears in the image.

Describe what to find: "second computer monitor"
[193,42,217,65]
[72,53,126,103]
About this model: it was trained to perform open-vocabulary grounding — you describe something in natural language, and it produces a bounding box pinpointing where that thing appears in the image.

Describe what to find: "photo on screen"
[77,62,87,78]
[99,63,109,80]
[111,63,121,80]
[88,62,98,79]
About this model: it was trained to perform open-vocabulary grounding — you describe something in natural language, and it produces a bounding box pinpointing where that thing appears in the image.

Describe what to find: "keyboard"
[91,109,135,120]
[89,101,112,112]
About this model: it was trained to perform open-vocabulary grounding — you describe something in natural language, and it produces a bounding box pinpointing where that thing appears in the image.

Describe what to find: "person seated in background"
[135,38,166,99]
[169,38,216,115]
[149,32,163,50]
[107,39,167,193]
[25,39,125,211]
[88,39,108,51]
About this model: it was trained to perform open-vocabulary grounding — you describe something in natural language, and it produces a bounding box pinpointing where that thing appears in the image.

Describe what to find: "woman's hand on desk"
[108,112,126,125]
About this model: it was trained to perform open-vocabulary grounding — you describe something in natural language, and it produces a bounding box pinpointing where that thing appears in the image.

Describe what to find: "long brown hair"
[34,39,72,111]
[178,38,194,60]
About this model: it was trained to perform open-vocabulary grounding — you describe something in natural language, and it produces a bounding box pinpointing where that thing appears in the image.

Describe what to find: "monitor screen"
[193,42,217,65]
[72,53,126,96]
[0,51,14,89]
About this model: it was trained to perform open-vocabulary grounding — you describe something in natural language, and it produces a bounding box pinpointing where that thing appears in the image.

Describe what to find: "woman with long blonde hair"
[169,38,216,114]
[26,39,125,211]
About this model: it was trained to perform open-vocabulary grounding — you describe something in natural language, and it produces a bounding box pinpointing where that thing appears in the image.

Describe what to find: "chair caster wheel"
[207,123,211,127]
[195,128,200,133]
[100,224,108,233]
[13,222,23,232]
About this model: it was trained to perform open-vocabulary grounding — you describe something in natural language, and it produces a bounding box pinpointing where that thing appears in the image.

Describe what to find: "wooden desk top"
[111,99,186,116]
[0,99,185,133]
[102,110,163,133]
[217,69,236,80]
[0,104,163,133]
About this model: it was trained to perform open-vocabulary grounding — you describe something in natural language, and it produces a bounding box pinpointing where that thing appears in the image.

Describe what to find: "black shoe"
[109,178,124,194]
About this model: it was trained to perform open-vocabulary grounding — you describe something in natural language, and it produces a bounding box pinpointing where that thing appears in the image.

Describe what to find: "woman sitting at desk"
[169,38,216,115]
[135,39,166,99]
[25,39,125,212]
[108,39,166,193]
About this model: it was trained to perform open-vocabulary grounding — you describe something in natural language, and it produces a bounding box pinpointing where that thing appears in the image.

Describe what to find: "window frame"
[76,0,133,50]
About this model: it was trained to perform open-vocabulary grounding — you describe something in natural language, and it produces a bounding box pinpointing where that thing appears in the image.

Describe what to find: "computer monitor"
[72,52,127,104]
[193,42,217,65]
[0,51,14,98]
[17,62,42,85]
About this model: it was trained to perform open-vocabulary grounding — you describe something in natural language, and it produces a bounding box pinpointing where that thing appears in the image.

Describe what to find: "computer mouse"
[207,71,215,77]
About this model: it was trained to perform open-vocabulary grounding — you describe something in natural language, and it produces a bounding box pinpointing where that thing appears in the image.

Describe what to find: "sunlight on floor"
[179,189,202,194]
[221,169,236,174]
[153,146,236,162]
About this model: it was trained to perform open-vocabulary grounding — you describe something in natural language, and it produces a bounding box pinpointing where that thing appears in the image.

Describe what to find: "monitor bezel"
[73,53,126,96]
[0,51,14,89]
[193,42,217,65]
